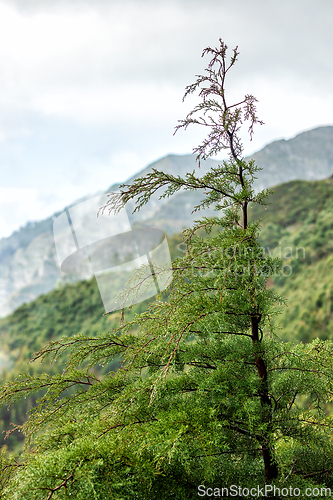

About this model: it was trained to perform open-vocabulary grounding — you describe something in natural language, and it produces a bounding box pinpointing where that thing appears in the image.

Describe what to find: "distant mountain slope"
[0,126,333,317]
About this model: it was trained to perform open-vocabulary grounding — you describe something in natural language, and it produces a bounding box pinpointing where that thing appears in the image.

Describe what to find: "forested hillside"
[0,176,332,452]
[251,176,333,342]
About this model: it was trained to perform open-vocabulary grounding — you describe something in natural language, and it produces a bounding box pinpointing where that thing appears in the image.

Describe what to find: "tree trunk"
[251,315,278,482]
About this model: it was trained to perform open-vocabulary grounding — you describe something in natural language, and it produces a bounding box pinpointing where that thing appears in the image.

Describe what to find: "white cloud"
[0,0,332,133]
[30,83,183,125]
[0,0,333,238]
[0,187,42,237]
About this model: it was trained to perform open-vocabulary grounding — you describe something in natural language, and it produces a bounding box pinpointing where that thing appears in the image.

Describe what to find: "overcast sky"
[0,0,333,239]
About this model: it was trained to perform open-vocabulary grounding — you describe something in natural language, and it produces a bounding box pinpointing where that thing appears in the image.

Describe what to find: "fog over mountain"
[0,125,333,317]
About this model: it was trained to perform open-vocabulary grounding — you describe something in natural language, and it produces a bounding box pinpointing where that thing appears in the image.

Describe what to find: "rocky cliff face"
[0,232,59,317]
[0,126,332,317]
[249,126,333,190]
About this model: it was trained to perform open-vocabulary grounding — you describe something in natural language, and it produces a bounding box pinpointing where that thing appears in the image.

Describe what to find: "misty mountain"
[250,126,333,189]
[0,125,333,317]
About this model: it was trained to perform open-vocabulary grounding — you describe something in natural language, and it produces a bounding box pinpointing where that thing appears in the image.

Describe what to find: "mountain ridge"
[0,125,333,316]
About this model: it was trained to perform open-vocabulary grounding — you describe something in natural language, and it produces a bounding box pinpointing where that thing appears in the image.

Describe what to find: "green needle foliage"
[1,39,333,499]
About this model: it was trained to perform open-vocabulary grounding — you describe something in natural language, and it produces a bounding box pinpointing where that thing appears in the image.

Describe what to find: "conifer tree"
[1,39,333,499]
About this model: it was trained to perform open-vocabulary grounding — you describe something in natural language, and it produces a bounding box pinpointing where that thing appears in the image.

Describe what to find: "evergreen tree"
[1,39,333,499]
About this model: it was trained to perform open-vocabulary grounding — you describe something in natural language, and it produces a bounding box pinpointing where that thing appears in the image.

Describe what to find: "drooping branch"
[99,165,241,217]
[36,470,76,499]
